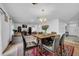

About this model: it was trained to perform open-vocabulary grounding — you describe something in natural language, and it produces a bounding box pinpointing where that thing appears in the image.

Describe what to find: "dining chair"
[59,33,75,56]
[52,35,60,52]
[21,34,38,56]
[39,35,60,56]
[57,33,71,56]
[13,36,23,44]
[51,32,57,34]
[32,32,37,34]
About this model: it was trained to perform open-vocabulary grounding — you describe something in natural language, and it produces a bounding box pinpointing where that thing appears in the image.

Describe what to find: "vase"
[42,25,49,35]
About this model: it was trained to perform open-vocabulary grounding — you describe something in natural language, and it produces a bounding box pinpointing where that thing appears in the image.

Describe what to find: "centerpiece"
[42,25,49,35]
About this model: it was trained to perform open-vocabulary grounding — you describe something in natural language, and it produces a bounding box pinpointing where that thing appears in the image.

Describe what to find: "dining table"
[33,33,58,45]
[32,33,60,55]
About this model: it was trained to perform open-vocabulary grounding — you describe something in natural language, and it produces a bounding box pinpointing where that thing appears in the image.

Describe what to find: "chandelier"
[39,15,47,24]
[38,9,48,25]
[38,9,49,34]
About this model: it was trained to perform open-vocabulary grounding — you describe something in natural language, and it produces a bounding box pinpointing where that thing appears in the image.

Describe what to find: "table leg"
[36,38,43,55]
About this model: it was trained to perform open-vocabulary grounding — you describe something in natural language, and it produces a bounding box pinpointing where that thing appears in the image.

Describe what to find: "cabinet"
[65,41,79,56]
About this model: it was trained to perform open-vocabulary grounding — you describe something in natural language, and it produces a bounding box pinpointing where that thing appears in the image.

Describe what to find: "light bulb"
[39,18,43,22]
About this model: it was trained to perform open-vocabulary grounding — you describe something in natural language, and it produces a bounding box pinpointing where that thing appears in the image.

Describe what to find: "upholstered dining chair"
[58,33,74,56]
[13,36,23,44]
[39,35,60,56]
[51,32,57,34]
[39,33,74,56]
[21,34,38,56]
[59,33,71,56]
[58,33,67,55]
[52,35,60,52]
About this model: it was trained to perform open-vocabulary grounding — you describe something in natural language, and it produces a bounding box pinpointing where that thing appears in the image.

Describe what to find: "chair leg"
[23,48,26,56]
[60,46,62,56]
[60,45,64,56]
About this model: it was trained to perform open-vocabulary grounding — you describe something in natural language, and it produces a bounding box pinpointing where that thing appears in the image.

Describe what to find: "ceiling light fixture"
[38,9,48,25]
[32,3,38,5]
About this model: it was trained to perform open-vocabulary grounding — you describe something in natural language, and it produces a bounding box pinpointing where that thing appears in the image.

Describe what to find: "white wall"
[9,19,14,41]
[47,19,59,33]
[1,15,10,52]
[47,19,66,35]
[0,4,3,55]
[0,13,2,55]
[0,4,14,55]
[59,21,66,35]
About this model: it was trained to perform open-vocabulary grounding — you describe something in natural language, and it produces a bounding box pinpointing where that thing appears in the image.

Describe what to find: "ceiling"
[2,3,79,24]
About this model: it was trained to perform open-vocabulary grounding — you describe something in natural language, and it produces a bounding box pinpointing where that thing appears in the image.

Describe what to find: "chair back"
[51,35,60,51]
[32,32,37,34]
[21,34,28,56]
[59,34,66,46]
[51,32,57,34]
[22,34,27,49]
[13,36,23,44]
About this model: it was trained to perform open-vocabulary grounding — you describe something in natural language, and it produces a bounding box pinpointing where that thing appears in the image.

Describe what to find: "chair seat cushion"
[26,42,38,50]
[27,42,36,47]
[42,44,54,51]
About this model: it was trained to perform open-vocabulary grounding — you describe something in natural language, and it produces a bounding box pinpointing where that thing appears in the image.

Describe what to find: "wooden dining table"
[32,33,60,55]
[33,33,59,47]
[33,33,57,39]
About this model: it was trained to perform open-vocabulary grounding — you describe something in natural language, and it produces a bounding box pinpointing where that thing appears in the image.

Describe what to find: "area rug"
[64,44,74,56]
[25,44,74,56]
